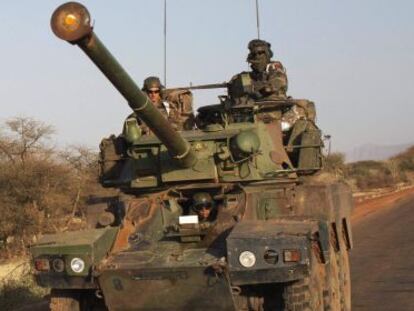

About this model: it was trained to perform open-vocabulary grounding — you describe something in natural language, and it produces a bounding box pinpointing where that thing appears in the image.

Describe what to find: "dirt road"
[351,192,414,310]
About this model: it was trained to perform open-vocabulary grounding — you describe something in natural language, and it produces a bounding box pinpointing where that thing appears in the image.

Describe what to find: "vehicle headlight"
[70,257,85,273]
[239,251,256,268]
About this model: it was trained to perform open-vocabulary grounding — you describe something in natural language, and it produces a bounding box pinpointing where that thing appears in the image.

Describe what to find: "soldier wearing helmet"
[123,76,194,140]
[229,39,288,103]
[191,192,217,228]
[141,76,169,119]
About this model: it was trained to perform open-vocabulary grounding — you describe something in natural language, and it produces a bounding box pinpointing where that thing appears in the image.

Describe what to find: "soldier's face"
[147,88,161,104]
[197,207,211,220]
[249,49,269,72]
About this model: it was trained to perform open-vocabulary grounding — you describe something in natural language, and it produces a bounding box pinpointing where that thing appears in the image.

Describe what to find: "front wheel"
[324,226,342,310]
[337,225,351,311]
[283,243,325,311]
[50,289,81,311]
[50,289,107,311]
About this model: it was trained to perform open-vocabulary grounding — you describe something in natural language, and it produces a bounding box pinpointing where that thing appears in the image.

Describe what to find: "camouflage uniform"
[229,39,288,103]
[123,77,195,139]
[248,61,288,99]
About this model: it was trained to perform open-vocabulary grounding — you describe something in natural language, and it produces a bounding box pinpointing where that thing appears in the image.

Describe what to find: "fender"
[30,227,118,289]
[226,218,331,285]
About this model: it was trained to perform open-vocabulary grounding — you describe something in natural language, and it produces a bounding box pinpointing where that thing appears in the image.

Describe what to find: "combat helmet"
[192,192,214,211]
[142,76,164,92]
[247,39,274,61]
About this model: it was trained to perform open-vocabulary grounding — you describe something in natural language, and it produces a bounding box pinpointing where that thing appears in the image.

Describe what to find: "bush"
[345,160,398,190]
[393,146,414,171]
[324,152,346,175]
[0,117,101,257]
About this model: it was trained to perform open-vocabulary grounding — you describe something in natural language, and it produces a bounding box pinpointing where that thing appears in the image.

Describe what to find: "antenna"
[163,0,167,86]
[255,0,261,39]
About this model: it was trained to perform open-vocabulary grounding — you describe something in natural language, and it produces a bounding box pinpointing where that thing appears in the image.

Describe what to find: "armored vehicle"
[30,2,353,310]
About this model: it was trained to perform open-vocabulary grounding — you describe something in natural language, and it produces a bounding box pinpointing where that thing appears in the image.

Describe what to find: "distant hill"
[345,143,413,163]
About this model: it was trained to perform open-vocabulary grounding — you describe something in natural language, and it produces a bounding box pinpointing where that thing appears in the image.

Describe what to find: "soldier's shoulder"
[268,61,285,71]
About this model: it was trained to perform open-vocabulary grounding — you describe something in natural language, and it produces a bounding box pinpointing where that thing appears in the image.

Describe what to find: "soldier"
[229,39,288,104]
[123,76,194,141]
[191,192,217,229]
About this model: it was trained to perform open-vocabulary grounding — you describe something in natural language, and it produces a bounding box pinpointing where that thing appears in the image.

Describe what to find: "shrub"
[345,160,398,190]
[0,117,101,257]
[324,152,346,173]
[392,146,414,171]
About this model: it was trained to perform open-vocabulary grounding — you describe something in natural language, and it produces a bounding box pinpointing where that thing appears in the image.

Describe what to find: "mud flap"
[343,217,353,249]
[317,221,331,264]
[99,266,236,311]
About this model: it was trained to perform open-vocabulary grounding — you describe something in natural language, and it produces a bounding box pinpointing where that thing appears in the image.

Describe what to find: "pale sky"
[1,0,413,153]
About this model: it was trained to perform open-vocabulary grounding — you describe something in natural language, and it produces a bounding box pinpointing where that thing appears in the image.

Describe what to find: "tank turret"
[50,2,196,168]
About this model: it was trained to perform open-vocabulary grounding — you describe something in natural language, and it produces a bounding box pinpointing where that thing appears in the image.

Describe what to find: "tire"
[233,294,264,311]
[50,289,81,311]
[50,289,108,311]
[337,225,351,311]
[232,284,283,311]
[283,243,325,311]
[323,226,342,311]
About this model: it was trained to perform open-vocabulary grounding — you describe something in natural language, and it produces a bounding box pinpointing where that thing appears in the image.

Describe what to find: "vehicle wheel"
[337,226,351,311]
[232,284,283,311]
[50,289,107,311]
[323,226,342,311]
[50,289,81,311]
[283,243,325,311]
[232,286,264,311]
[233,296,264,311]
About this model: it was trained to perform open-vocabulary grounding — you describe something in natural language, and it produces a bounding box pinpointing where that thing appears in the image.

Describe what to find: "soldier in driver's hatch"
[123,76,194,137]
[191,192,217,229]
[229,39,288,102]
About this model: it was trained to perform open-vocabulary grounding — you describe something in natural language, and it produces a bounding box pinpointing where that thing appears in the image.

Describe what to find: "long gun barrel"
[51,2,196,168]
